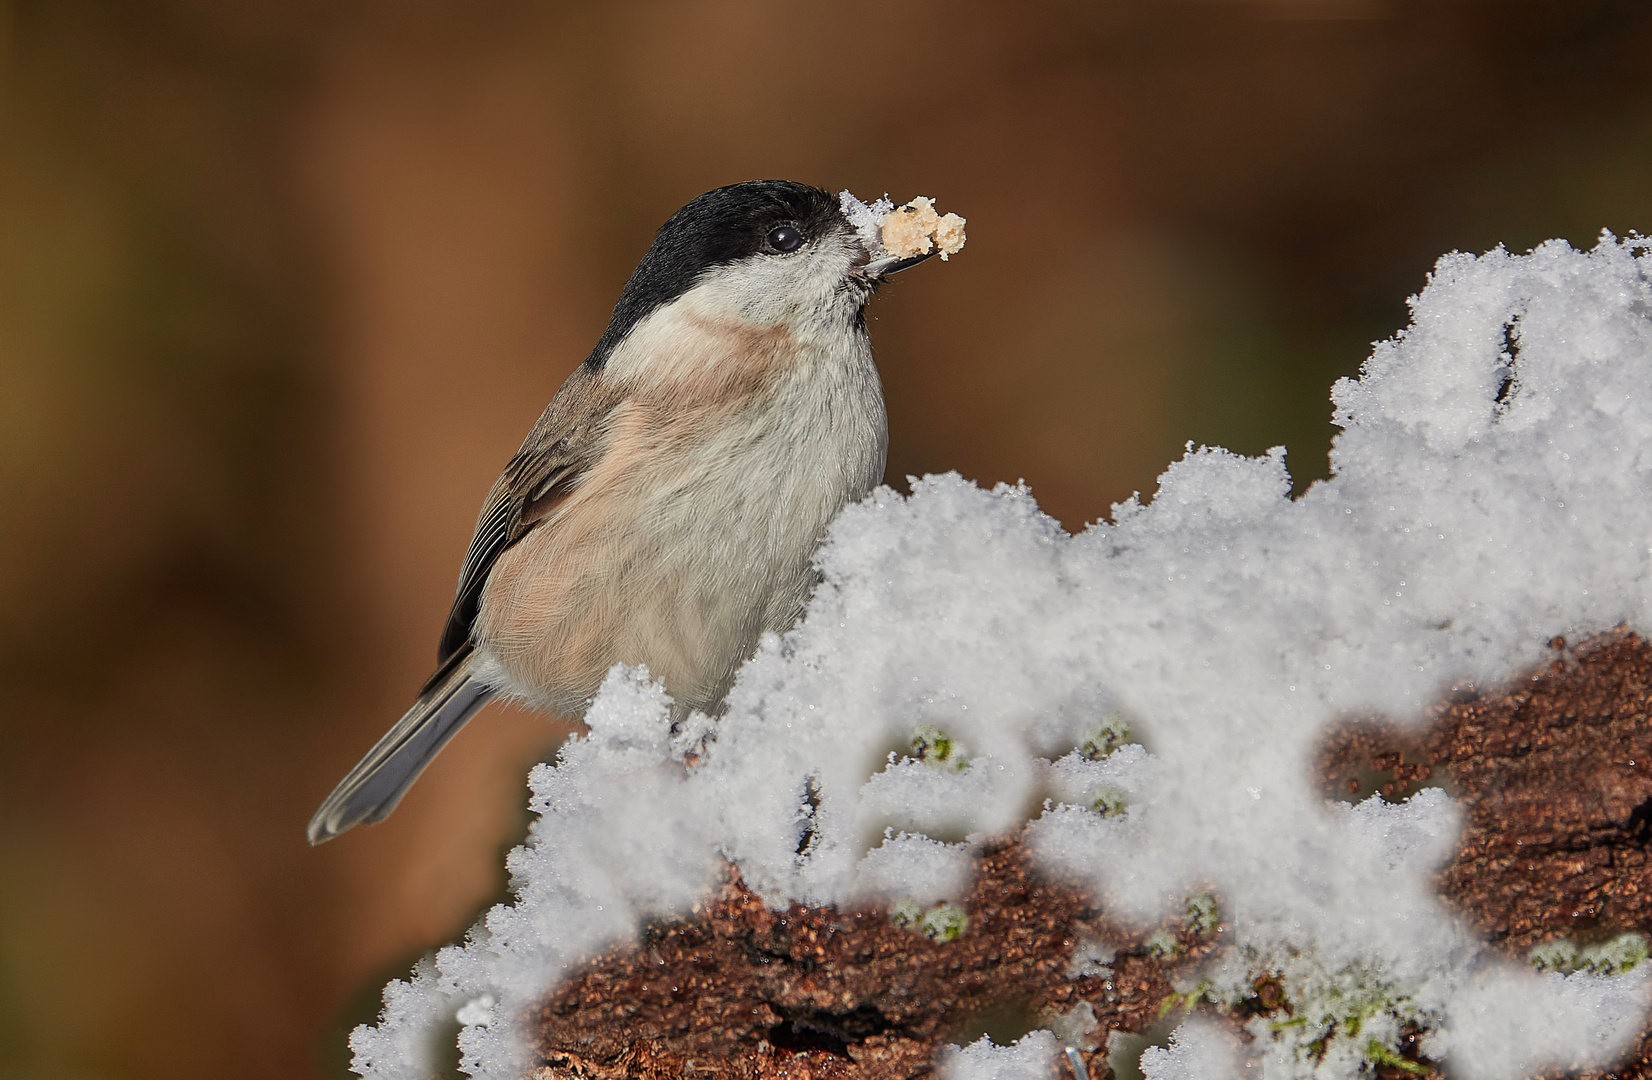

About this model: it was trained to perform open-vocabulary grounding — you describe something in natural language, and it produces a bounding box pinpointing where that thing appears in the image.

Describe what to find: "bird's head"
[585,180,934,373]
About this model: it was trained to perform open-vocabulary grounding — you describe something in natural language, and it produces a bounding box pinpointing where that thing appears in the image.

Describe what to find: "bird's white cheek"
[695,244,859,327]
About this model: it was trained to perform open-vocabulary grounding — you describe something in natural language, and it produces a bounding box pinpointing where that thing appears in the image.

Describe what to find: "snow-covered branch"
[352,237,1652,1080]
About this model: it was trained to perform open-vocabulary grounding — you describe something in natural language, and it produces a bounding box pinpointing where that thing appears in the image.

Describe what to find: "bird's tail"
[307,646,493,845]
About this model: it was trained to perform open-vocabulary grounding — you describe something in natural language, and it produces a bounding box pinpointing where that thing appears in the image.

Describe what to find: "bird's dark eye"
[767,225,804,253]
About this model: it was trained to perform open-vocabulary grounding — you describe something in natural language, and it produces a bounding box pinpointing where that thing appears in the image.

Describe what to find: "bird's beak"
[856,249,938,281]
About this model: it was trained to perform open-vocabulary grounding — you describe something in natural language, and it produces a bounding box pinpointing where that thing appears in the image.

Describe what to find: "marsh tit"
[308,180,937,844]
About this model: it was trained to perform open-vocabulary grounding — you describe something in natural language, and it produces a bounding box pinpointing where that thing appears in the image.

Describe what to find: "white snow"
[942,1030,1062,1080]
[839,189,894,254]
[1139,1017,1242,1079]
[1425,966,1652,1080]
[349,235,1652,1080]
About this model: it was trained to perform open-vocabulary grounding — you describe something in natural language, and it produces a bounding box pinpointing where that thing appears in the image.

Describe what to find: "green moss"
[1365,1039,1429,1076]
[919,905,969,942]
[1528,939,1580,972]
[891,899,969,941]
[1530,931,1648,975]
[1089,786,1126,816]
[1079,715,1133,760]
[1220,958,1428,1075]
[1185,892,1219,935]
[1145,929,1180,959]
[1157,980,1211,1019]
[889,898,923,929]
[910,725,968,772]
[1591,932,1651,974]
[1219,938,1650,1076]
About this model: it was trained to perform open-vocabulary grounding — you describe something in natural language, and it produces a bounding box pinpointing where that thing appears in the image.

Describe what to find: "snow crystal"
[1047,1001,1102,1051]
[840,188,895,254]
[351,235,1652,1080]
[1138,1017,1241,1079]
[853,832,974,906]
[942,1030,1062,1080]
[1426,966,1652,1079]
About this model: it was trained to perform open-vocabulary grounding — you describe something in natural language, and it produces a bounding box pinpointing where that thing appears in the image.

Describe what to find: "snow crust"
[350,236,1652,1080]
[941,1031,1061,1080]
[1139,1018,1242,1079]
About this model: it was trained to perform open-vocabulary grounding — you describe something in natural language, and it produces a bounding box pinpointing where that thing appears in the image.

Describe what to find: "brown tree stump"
[526,632,1652,1080]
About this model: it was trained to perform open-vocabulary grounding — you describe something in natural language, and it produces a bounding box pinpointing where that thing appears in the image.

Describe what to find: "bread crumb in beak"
[931,210,966,260]
[880,197,967,261]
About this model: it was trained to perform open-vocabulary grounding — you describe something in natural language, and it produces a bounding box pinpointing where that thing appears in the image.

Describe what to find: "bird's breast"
[472,311,886,716]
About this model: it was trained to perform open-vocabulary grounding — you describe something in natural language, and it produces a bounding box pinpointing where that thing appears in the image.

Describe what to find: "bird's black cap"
[585,181,844,371]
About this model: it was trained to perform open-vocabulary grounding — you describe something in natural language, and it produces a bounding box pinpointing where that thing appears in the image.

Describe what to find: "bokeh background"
[4,1,1651,1077]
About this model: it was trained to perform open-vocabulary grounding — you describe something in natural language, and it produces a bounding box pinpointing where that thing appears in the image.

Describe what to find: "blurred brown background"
[3,1,1650,1077]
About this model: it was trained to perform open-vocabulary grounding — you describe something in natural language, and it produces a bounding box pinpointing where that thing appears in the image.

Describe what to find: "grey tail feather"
[307,647,493,845]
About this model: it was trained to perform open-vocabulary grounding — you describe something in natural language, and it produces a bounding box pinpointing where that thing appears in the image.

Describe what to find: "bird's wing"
[434,366,623,671]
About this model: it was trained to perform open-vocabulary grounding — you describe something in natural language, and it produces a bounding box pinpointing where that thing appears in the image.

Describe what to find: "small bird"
[308,180,938,844]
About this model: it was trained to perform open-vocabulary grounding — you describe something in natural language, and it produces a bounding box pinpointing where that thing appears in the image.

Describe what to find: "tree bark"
[528,632,1652,1080]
